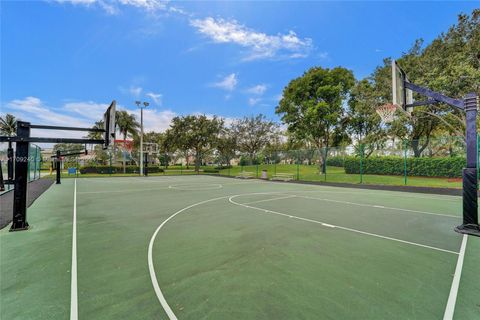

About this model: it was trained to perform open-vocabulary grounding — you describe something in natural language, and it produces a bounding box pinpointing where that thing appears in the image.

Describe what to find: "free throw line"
[70,179,78,320]
[443,234,468,320]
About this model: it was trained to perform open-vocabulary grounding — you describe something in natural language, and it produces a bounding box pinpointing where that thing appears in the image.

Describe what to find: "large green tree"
[346,79,386,157]
[366,10,479,155]
[276,66,355,172]
[216,127,237,167]
[169,115,224,172]
[230,114,279,164]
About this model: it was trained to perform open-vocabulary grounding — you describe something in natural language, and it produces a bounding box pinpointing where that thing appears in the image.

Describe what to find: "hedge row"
[79,166,164,174]
[344,156,466,178]
[326,156,345,167]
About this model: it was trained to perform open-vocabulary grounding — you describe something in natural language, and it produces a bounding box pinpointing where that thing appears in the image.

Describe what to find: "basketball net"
[376,104,401,123]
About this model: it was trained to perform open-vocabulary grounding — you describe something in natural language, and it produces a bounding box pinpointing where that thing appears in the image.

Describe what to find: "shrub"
[79,165,164,174]
[344,156,465,178]
[326,156,345,167]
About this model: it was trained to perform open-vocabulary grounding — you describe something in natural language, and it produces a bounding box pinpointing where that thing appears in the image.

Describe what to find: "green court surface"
[1,175,478,319]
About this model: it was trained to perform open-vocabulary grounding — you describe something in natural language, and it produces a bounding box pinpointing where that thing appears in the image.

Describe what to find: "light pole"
[136,101,149,176]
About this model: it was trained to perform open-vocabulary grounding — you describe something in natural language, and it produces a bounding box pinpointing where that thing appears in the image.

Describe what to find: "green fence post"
[256,154,259,178]
[403,140,408,185]
[360,144,364,184]
[76,157,79,177]
[33,146,38,180]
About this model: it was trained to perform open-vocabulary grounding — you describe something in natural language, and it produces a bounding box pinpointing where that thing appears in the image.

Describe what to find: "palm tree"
[0,114,17,150]
[115,111,140,173]
[87,120,105,140]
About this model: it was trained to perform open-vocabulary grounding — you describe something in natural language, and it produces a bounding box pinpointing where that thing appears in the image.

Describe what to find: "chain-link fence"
[1,142,41,192]
[57,135,478,190]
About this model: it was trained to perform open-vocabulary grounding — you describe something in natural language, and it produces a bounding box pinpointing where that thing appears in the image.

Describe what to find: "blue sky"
[1,0,477,137]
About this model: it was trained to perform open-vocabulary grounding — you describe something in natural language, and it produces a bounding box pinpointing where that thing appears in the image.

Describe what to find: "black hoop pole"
[56,150,61,185]
[455,93,479,236]
[404,76,479,236]
[7,146,14,181]
[144,153,148,176]
[10,121,30,231]
[0,161,4,191]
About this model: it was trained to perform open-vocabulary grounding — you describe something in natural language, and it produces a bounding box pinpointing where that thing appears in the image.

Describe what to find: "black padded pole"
[7,145,14,181]
[144,153,148,176]
[56,150,61,184]
[455,93,480,236]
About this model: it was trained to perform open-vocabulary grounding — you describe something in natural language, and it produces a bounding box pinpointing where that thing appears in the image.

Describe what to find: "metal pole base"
[10,221,29,232]
[455,224,480,237]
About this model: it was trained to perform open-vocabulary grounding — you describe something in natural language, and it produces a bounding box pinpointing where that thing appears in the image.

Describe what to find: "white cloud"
[190,17,313,60]
[53,0,169,14]
[248,98,261,106]
[6,97,91,128]
[211,73,238,91]
[129,108,176,132]
[246,84,267,95]
[118,0,168,11]
[318,51,329,59]
[130,86,143,97]
[146,92,162,105]
[63,101,109,121]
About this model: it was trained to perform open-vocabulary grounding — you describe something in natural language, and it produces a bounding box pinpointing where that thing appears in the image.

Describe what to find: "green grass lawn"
[51,163,464,188]
[219,164,464,189]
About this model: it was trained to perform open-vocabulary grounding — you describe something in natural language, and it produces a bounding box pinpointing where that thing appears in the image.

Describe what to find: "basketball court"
[1,175,478,319]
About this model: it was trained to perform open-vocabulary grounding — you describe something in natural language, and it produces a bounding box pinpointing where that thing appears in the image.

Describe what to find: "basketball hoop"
[143,142,159,155]
[376,104,401,123]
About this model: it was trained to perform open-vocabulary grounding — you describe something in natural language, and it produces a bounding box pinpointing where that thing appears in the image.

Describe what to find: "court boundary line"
[70,179,78,320]
[229,195,459,255]
[148,195,233,320]
[148,191,460,318]
[443,234,468,320]
[243,195,296,205]
[295,195,457,218]
[168,183,223,191]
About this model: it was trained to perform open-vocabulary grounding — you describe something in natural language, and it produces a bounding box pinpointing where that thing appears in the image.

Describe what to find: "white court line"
[290,188,461,202]
[148,190,460,318]
[229,195,459,255]
[168,183,223,191]
[296,195,458,218]
[79,180,263,195]
[148,196,232,320]
[443,234,468,320]
[243,195,296,205]
[70,179,78,320]
[78,187,170,194]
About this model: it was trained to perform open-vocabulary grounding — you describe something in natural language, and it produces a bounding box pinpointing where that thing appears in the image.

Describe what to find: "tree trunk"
[411,137,430,158]
[195,150,201,173]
